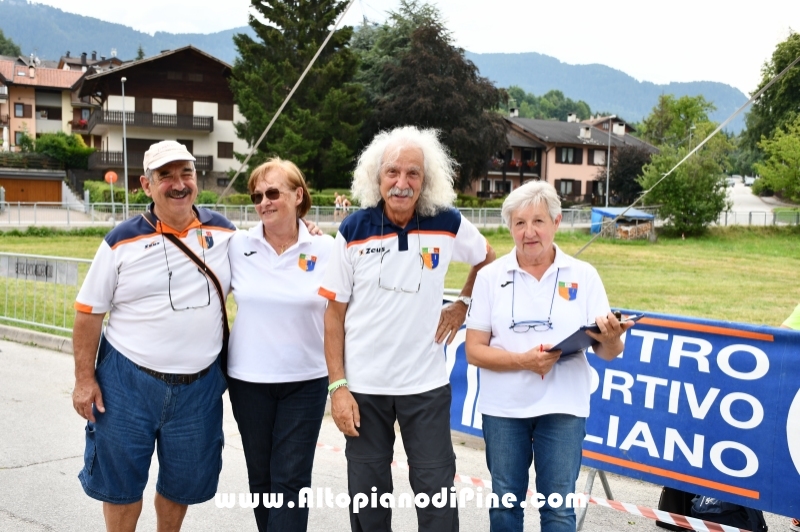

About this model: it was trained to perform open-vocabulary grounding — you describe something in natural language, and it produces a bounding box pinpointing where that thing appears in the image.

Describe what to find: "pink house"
[465,115,657,204]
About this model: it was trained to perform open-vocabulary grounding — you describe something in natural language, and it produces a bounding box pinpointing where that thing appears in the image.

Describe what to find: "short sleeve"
[452,215,488,266]
[465,268,493,332]
[75,241,117,314]
[318,231,353,303]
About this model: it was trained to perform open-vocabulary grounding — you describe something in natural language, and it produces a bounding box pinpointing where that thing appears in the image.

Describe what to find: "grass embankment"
[1,226,798,336]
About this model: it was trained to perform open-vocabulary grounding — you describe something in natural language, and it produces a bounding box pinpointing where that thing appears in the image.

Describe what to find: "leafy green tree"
[506,86,592,121]
[743,31,800,152]
[639,122,732,235]
[135,45,145,60]
[33,132,95,169]
[352,1,507,191]
[230,0,366,191]
[0,28,22,56]
[638,94,715,148]
[753,115,800,202]
[595,144,652,205]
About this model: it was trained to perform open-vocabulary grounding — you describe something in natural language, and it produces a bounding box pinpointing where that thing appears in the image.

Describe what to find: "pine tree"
[230,0,366,191]
[0,28,22,57]
[352,1,507,191]
[135,45,145,60]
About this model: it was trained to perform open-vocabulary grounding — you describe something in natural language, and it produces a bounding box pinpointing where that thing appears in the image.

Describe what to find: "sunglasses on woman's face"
[250,188,282,204]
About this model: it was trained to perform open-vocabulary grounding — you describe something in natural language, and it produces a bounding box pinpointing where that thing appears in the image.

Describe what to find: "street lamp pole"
[121,77,129,219]
[605,115,616,207]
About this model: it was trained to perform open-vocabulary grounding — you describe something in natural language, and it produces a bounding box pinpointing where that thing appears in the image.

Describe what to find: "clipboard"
[547,314,643,357]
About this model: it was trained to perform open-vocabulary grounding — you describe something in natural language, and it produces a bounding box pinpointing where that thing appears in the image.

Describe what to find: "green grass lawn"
[1,226,798,334]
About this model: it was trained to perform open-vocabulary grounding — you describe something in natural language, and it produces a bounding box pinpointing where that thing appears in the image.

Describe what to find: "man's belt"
[134,363,212,385]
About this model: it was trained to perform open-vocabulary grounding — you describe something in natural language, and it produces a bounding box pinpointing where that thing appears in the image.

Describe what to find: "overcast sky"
[33,0,798,94]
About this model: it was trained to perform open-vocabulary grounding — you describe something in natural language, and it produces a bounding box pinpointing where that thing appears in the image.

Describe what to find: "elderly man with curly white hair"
[319,126,495,532]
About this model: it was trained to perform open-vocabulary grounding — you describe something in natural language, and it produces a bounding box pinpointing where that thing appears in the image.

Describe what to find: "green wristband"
[327,378,347,392]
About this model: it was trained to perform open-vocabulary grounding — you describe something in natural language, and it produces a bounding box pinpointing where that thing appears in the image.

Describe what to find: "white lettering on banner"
[716,344,769,380]
[586,414,760,478]
[669,336,713,372]
[664,428,704,467]
[709,441,759,477]
[602,369,634,404]
[629,330,669,363]
[629,331,770,381]
[684,383,720,419]
[635,375,669,409]
[668,380,681,413]
[618,421,660,457]
[719,393,763,429]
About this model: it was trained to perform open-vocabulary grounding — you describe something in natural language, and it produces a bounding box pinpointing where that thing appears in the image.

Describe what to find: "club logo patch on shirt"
[197,230,214,249]
[298,254,317,272]
[558,281,578,301]
[422,247,439,269]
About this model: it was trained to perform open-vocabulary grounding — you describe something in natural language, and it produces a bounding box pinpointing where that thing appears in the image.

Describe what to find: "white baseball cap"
[142,140,196,172]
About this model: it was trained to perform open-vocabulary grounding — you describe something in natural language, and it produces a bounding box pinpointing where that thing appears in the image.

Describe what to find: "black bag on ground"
[656,487,695,531]
[690,495,768,532]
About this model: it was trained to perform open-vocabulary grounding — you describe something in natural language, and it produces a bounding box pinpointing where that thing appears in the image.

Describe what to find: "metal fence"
[0,201,795,229]
[0,253,92,333]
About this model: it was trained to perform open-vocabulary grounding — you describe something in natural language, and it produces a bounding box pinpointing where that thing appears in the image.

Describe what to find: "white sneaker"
[790,517,800,532]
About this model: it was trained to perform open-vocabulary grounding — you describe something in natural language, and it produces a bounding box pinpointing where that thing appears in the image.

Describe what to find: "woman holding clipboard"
[464,181,634,532]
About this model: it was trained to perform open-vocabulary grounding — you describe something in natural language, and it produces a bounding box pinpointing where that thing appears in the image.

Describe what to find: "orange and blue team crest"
[298,254,317,272]
[422,247,439,269]
[196,229,214,249]
[558,281,578,301]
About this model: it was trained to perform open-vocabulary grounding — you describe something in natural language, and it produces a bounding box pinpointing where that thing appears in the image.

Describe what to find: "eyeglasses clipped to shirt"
[508,268,559,333]
[377,210,423,294]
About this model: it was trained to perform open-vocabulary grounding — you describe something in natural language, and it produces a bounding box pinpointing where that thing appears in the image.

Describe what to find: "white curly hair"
[351,126,457,217]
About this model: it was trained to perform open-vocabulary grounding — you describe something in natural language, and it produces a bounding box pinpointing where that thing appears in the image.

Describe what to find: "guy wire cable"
[216,0,360,204]
[574,51,800,258]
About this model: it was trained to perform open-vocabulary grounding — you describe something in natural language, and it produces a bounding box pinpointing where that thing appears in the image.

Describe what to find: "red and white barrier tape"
[316,442,750,532]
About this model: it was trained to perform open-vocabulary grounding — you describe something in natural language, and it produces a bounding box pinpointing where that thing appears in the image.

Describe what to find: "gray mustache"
[388,187,414,198]
[166,189,191,199]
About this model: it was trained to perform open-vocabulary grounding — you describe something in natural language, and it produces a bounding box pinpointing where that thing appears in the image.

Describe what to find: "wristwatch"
[455,295,472,307]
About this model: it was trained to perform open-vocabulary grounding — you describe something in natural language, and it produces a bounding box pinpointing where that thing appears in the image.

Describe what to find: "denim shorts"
[79,337,227,505]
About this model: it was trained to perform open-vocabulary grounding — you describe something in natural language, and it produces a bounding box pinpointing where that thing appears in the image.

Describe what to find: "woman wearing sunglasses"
[464,181,634,532]
[226,158,334,532]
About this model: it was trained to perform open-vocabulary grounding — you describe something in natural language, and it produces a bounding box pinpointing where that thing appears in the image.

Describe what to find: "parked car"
[726,176,737,187]
[744,176,756,186]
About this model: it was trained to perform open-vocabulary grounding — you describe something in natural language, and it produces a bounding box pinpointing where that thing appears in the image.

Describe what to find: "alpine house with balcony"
[75,46,248,192]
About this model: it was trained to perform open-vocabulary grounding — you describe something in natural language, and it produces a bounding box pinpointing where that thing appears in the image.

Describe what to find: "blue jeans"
[79,337,227,505]
[483,413,586,532]
[228,376,327,532]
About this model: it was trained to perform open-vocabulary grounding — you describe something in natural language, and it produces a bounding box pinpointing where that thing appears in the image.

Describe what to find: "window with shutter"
[218,142,234,159]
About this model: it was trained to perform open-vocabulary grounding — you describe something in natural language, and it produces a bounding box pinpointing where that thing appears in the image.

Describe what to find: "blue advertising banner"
[444,309,800,518]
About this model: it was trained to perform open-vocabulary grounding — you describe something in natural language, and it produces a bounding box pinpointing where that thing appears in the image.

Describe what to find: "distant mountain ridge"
[466,52,748,132]
[0,0,255,65]
[0,0,747,132]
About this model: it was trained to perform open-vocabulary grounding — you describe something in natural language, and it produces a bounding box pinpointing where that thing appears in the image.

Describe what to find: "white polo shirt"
[319,204,488,395]
[465,245,610,418]
[75,206,235,374]
[227,222,334,383]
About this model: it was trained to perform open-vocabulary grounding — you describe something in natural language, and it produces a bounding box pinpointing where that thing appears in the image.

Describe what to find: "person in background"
[465,180,634,532]
[227,158,334,531]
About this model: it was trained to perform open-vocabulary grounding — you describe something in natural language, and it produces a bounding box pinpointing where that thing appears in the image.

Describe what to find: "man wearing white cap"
[71,140,235,531]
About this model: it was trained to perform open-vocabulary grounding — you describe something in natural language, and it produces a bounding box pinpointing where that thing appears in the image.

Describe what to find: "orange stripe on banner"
[638,317,774,342]
[582,450,760,499]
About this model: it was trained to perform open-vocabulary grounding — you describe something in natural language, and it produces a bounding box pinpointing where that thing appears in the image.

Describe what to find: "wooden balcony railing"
[88,110,214,133]
[89,151,213,171]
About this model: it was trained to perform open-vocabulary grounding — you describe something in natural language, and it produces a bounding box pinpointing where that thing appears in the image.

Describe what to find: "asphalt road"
[0,338,791,531]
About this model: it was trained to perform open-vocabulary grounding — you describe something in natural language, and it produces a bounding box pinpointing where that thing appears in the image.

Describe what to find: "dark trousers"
[346,384,458,532]
[228,376,327,532]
